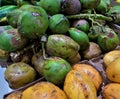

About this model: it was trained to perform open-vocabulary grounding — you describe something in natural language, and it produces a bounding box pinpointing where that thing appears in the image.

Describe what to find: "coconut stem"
[66,14,113,22]
[41,42,48,60]
[41,35,49,60]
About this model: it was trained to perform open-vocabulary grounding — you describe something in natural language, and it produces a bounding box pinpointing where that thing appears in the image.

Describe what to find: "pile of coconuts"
[0,0,120,98]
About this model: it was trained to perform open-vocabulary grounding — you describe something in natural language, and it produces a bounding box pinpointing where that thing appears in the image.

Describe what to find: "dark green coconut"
[43,56,72,85]
[49,14,70,34]
[40,0,62,15]
[68,28,90,51]
[97,27,119,52]
[46,34,80,60]
[18,5,49,39]
[7,9,23,28]
[0,29,27,52]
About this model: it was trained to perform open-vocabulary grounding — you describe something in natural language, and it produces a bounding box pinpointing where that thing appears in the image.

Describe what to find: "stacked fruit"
[101,50,120,99]
[0,0,120,99]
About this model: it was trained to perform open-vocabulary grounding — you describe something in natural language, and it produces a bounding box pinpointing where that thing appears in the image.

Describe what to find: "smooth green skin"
[46,34,80,60]
[80,0,100,10]
[61,0,81,15]
[18,5,49,39]
[69,28,90,51]
[7,9,23,28]
[5,62,36,89]
[97,28,119,52]
[43,57,72,85]
[0,29,27,52]
[106,6,120,23]
[0,25,14,51]
[40,0,62,15]
[95,0,109,14]
[72,19,89,33]
[49,14,70,34]
[0,5,18,19]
